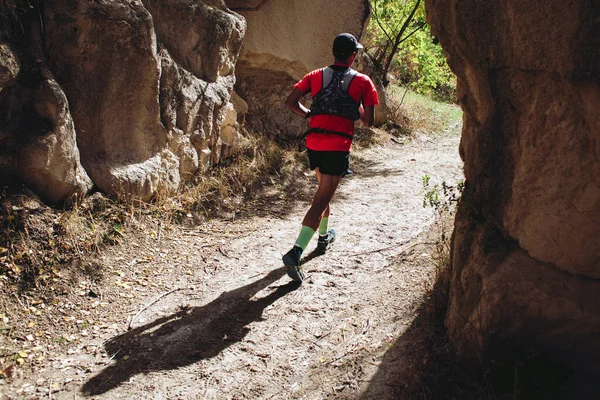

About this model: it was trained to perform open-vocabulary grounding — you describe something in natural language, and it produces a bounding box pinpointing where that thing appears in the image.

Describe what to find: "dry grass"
[0,190,127,292]
[152,130,306,224]
[352,126,391,149]
[0,129,305,291]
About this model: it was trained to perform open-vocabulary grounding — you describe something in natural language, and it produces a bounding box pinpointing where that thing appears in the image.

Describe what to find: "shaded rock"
[449,216,600,370]
[0,65,92,204]
[0,42,20,90]
[159,46,237,173]
[143,0,245,83]
[21,79,93,204]
[0,42,20,175]
[230,90,248,119]
[43,0,170,200]
[426,0,600,371]
[234,62,305,135]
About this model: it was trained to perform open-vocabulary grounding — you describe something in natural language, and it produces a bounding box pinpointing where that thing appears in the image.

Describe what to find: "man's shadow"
[82,267,299,396]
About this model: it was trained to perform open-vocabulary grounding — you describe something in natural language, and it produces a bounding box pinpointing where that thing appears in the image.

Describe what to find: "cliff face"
[426,0,600,369]
[1,0,376,204]
[1,0,246,203]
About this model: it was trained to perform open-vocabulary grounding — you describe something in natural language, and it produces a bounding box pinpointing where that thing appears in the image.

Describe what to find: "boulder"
[142,0,245,83]
[43,0,170,200]
[20,79,94,204]
[0,44,92,204]
[0,42,20,90]
[40,0,245,200]
[426,0,600,370]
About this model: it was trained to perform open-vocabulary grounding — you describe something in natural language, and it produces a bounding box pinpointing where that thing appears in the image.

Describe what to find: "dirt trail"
[2,127,462,399]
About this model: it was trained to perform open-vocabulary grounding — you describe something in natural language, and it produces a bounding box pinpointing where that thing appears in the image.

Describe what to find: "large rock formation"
[426,0,600,371]
[1,0,376,204]
[226,0,381,135]
[0,39,93,204]
[1,0,245,203]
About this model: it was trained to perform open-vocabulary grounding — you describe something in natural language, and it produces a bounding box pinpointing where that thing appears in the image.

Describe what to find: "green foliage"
[393,25,456,101]
[365,0,456,102]
[422,174,464,213]
[369,0,426,44]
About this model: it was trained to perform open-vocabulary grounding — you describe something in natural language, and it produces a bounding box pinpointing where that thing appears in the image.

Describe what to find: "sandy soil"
[0,126,462,399]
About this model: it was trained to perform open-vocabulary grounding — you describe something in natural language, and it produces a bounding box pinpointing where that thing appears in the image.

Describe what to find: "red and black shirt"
[294,63,379,152]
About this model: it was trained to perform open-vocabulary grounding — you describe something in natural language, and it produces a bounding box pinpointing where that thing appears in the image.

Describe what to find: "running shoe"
[282,246,305,282]
[316,228,336,253]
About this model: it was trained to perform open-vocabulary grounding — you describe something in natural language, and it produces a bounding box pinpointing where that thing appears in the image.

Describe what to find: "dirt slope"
[1,126,462,399]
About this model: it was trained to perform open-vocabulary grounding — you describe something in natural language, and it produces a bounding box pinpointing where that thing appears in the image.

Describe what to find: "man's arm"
[285,88,310,118]
[360,104,375,127]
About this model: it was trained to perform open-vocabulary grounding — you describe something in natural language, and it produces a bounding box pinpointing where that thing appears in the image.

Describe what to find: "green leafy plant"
[422,175,464,274]
[364,0,456,102]
[422,174,464,213]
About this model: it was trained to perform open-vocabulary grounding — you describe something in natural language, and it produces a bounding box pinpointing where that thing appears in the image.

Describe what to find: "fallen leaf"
[0,364,14,378]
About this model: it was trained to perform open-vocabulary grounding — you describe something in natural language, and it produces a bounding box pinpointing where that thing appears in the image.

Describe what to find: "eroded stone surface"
[43,0,169,200]
[0,42,20,90]
[36,0,245,200]
[0,43,92,204]
[159,46,237,174]
[143,0,245,83]
[426,0,600,369]
[2,0,373,203]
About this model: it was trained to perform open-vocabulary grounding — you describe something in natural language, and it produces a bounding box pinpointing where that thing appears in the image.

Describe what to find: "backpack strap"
[321,67,357,92]
[340,69,357,92]
[321,67,334,89]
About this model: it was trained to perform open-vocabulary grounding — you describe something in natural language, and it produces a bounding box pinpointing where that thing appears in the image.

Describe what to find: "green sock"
[318,217,329,236]
[294,226,315,250]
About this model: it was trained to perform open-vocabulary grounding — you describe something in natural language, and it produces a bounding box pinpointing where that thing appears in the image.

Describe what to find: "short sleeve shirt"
[294,63,379,152]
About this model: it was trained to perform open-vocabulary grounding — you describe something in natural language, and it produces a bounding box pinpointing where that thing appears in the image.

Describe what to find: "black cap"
[332,33,363,59]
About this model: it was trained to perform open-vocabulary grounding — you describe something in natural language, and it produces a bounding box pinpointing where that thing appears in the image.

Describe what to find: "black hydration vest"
[309,66,361,121]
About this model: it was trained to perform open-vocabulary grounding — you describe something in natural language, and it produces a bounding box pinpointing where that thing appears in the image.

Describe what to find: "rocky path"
[1,127,462,399]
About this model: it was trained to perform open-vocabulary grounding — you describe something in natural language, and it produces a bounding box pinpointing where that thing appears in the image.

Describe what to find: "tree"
[369,0,426,84]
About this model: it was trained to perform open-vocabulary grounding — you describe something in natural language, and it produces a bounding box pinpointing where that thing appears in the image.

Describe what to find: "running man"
[282,33,379,282]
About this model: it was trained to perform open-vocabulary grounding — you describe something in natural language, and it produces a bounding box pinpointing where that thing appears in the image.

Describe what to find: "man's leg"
[301,170,341,230]
[315,169,336,252]
[283,169,341,281]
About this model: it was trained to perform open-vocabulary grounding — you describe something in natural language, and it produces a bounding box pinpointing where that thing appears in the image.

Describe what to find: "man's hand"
[285,88,310,118]
[360,105,375,127]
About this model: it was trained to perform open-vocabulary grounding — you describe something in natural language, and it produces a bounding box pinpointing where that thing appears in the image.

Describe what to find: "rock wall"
[0,0,245,203]
[0,38,93,204]
[226,0,381,135]
[426,0,600,370]
[1,0,376,203]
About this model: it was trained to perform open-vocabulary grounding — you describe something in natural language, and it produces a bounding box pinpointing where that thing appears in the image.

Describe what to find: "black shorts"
[307,149,350,176]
